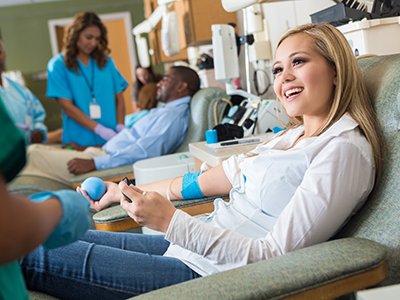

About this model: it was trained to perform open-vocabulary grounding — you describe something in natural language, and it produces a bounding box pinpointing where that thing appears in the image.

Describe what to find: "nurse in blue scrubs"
[46,12,128,147]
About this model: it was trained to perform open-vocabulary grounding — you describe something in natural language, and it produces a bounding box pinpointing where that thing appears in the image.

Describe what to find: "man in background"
[19,66,200,185]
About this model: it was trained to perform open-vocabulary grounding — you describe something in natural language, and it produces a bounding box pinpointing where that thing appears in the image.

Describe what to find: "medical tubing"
[213,98,233,126]
[181,171,204,200]
[166,175,183,201]
[253,68,271,96]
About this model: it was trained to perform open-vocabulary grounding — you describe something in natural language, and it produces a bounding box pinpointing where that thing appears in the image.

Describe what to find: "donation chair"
[8,87,229,196]
[28,54,399,299]
[108,54,398,299]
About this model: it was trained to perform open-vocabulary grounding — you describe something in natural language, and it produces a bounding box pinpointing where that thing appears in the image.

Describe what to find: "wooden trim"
[71,173,134,190]
[95,200,220,232]
[283,262,387,300]
[95,218,141,232]
[180,201,215,216]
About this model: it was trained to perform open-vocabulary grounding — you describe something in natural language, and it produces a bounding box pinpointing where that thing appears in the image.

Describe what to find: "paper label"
[89,103,101,119]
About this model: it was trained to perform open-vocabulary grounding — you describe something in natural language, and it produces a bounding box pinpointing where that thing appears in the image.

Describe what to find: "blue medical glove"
[115,124,126,133]
[29,190,90,250]
[94,124,117,141]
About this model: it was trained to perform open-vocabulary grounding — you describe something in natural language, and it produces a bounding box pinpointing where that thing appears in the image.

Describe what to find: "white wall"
[261,0,334,57]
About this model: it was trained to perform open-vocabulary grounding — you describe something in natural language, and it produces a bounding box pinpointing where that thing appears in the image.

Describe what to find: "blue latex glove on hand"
[94,124,117,141]
[115,124,126,133]
[29,190,90,250]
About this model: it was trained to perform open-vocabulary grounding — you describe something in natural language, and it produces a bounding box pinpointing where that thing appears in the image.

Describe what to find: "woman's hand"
[119,181,176,233]
[77,181,121,211]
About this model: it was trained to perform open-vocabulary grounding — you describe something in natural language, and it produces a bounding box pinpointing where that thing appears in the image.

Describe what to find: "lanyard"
[78,59,96,103]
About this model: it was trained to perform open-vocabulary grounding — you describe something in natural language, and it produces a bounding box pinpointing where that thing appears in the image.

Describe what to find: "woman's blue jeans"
[20,230,201,299]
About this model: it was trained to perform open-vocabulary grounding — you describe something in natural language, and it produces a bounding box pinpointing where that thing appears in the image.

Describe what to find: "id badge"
[89,103,101,119]
[25,114,33,129]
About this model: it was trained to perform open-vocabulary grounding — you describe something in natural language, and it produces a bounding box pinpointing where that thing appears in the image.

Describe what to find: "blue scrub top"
[46,53,128,146]
[0,75,48,145]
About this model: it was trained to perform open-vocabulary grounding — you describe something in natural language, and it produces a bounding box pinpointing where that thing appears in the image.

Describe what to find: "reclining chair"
[28,54,400,299]
[93,54,400,299]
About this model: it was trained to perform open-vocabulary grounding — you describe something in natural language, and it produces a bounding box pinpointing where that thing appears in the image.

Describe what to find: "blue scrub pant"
[20,230,201,299]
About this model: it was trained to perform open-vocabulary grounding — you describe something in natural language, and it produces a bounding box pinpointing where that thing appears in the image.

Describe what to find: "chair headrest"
[175,87,229,152]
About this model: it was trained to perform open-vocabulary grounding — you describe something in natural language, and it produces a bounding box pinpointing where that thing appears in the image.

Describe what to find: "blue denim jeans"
[20,230,201,299]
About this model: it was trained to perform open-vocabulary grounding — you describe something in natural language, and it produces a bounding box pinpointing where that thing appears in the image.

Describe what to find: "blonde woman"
[46,12,127,147]
[21,23,384,298]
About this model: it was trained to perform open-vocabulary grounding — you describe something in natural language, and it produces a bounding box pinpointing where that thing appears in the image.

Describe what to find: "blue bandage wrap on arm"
[29,190,90,250]
[181,171,205,200]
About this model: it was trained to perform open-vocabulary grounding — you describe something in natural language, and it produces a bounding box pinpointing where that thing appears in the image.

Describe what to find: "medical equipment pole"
[243,8,252,94]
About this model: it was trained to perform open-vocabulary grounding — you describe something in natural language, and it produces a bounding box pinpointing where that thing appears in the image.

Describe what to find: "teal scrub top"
[0,97,29,300]
[46,53,128,146]
[0,75,48,145]
[124,109,149,127]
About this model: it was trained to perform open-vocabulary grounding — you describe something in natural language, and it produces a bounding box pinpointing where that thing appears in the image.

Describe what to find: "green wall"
[0,0,145,130]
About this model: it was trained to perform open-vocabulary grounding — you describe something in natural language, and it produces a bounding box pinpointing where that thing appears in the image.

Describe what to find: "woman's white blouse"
[164,114,375,276]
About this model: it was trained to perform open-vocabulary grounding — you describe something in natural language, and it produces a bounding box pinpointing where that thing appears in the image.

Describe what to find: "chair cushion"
[131,238,386,300]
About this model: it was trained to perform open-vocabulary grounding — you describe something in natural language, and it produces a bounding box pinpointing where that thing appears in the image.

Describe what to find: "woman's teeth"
[285,87,304,98]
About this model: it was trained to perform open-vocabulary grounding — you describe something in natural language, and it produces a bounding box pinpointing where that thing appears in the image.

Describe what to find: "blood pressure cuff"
[213,123,244,142]
[0,98,26,182]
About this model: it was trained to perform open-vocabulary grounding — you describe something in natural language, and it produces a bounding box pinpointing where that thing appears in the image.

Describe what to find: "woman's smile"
[283,86,304,102]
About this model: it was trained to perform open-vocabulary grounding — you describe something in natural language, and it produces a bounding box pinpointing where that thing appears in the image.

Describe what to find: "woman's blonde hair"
[63,12,110,72]
[275,23,385,186]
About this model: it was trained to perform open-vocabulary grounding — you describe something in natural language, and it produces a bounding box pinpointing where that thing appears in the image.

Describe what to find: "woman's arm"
[138,164,232,200]
[84,163,232,212]
[115,91,126,125]
[57,97,98,131]
[0,172,62,264]
[118,164,233,232]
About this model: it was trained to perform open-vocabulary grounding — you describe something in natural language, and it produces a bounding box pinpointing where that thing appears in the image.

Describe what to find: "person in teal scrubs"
[0,40,47,145]
[46,12,128,147]
[0,96,91,299]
